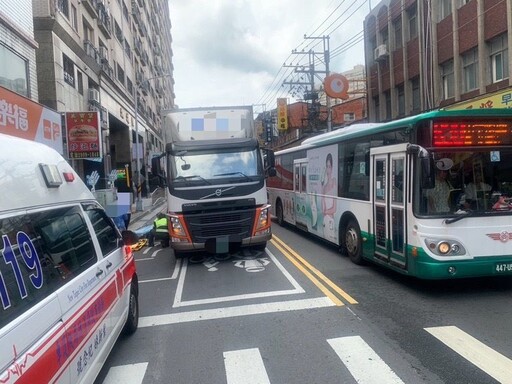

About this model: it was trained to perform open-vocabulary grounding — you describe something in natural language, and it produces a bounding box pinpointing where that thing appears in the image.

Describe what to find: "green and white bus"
[267,109,512,279]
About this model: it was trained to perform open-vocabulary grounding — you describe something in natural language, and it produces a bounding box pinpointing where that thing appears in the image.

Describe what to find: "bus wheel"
[122,282,139,335]
[276,201,284,226]
[344,219,363,265]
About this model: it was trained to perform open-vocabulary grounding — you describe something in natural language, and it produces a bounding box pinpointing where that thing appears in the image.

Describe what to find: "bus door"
[371,144,407,269]
[294,158,308,229]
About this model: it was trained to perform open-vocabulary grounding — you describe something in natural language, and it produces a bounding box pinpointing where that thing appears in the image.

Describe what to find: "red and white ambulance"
[0,133,139,383]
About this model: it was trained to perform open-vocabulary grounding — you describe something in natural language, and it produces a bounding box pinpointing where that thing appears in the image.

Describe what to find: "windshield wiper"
[213,172,252,180]
[444,210,475,224]
[174,175,211,185]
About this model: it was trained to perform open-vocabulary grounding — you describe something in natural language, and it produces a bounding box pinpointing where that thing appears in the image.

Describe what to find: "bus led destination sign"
[433,120,512,147]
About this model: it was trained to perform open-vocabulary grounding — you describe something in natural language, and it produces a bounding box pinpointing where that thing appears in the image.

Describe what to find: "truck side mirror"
[151,154,167,188]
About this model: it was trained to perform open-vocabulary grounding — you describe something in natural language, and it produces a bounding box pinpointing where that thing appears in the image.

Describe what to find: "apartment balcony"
[83,40,98,61]
[134,36,142,55]
[101,62,114,79]
[82,0,99,18]
[140,50,148,67]
[98,9,112,38]
[132,2,142,27]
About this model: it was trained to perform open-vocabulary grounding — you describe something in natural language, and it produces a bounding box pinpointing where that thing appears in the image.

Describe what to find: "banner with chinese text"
[277,98,288,131]
[0,86,63,153]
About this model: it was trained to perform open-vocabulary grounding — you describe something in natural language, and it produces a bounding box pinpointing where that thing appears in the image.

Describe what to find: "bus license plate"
[495,263,512,273]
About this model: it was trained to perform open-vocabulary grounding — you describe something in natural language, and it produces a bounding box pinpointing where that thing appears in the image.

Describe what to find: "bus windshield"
[415,148,512,216]
[170,148,262,184]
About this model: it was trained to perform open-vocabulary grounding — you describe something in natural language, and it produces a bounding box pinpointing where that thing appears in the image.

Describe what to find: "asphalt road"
[95,220,512,384]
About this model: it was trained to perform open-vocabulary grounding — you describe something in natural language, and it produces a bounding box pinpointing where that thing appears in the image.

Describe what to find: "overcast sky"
[169,1,371,113]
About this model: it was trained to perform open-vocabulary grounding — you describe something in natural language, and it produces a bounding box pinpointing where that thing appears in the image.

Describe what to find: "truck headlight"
[253,205,271,236]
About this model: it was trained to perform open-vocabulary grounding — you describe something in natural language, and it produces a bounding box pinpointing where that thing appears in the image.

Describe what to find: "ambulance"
[0,134,139,383]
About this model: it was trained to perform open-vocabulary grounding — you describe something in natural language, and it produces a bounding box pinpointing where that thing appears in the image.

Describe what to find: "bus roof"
[275,108,512,154]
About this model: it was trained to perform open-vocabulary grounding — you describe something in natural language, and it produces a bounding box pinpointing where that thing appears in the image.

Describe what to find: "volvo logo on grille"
[201,186,236,199]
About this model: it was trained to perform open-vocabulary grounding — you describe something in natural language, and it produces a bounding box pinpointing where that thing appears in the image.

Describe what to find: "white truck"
[152,106,276,256]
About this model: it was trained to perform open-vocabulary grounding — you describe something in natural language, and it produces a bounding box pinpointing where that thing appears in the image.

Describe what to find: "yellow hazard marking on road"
[271,235,358,306]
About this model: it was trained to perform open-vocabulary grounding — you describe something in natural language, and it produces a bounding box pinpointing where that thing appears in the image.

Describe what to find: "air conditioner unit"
[374,44,388,61]
[99,46,108,62]
[88,88,100,104]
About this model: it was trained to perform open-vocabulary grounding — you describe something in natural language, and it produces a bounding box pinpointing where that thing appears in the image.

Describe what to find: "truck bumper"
[171,232,271,254]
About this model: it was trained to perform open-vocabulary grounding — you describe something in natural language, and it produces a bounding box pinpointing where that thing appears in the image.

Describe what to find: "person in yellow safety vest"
[148,213,169,247]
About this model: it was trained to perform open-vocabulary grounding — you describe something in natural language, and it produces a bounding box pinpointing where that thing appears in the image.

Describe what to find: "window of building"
[127,77,133,95]
[458,0,470,7]
[344,112,355,121]
[117,63,125,85]
[63,54,75,87]
[462,48,478,92]
[407,5,417,40]
[77,71,84,95]
[441,60,455,99]
[0,44,29,97]
[393,18,402,49]
[411,77,421,113]
[490,34,509,83]
[374,96,380,121]
[114,20,124,44]
[397,85,405,117]
[83,19,94,45]
[439,0,452,20]
[385,91,392,121]
[70,4,78,30]
[58,0,69,19]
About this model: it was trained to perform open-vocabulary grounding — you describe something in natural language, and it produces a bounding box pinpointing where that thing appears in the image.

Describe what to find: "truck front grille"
[184,208,255,242]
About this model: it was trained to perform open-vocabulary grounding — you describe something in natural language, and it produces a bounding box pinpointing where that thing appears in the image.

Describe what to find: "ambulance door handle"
[106,261,112,269]
[96,269,104,277]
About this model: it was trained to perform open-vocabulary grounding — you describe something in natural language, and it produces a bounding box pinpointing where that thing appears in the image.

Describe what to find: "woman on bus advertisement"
[308,145,338,241]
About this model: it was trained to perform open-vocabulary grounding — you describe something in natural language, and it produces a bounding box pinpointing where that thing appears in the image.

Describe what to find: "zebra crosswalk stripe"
[102,362,148,384]
[327,336,405,384]
[425,325,512,384]
[224,348,271,384]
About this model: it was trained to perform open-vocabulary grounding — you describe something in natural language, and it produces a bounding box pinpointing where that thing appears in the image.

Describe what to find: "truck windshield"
[414,149,512,217]
[171,148,261,183]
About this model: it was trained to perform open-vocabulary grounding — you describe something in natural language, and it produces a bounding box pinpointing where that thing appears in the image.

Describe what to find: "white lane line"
[173,250,305,308]
[139,297,335,327]
[170,257,182,279]
[140,277,173,284]
[327,336,404,384]
[224,348,271,384]
[142,247,152,255]
[425,325,512,384]
[102,362,148,384]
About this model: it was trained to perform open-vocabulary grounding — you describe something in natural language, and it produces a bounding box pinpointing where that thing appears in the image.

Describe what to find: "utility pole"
[283,35,331,131]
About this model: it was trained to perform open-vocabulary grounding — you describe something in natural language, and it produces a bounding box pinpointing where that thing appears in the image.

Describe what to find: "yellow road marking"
[271,239,343,306]
[271,235,358,305]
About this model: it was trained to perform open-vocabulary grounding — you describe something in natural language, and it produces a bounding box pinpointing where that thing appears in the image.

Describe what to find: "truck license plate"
[495,263,512,273]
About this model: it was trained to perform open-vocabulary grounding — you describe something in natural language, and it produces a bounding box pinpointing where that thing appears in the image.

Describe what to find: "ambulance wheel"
[122,282,139,335]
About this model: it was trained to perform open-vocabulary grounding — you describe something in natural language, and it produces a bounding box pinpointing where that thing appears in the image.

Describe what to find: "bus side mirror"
[421,156,435,189]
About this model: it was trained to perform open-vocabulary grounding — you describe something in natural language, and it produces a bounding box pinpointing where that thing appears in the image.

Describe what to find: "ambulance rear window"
[0,206,97,327]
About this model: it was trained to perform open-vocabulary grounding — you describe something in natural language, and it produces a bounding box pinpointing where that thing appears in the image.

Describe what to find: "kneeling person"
[148,213,169,247]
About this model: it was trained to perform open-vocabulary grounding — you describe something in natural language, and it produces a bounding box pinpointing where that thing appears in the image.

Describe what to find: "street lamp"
[133,74,171,212]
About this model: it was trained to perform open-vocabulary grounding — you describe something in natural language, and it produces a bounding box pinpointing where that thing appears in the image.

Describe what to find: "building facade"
[365,0,512,122]
[1,0,38,99]
[32,0,175,194]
